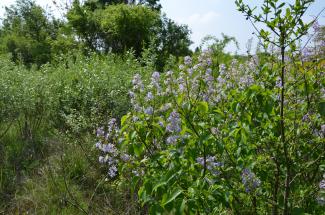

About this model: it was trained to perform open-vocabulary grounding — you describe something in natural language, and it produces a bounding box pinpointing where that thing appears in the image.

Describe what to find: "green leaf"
[121,114,129,126]
[133,143,144,157]
[318,101,325,117]
[161,188,183,206]
[240,128,248,144]
[198,101,209,114]
[152,181,167,193]
[292,207,304,215]
[130,131,137,140]
[286,8,291,17]
[138,186,151,206]
[131,176,140,194]
[177,94,183,106]
[177,199,187,215]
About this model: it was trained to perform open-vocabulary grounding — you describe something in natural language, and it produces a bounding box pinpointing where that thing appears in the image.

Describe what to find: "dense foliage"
[0,0,191,69]
[0,53,150,212]
[67,2,159,56]
[93,0,325,214]
[0,0,63,67]
[67,0,191,68]
[0,0,324,214]
[96,50,324,213]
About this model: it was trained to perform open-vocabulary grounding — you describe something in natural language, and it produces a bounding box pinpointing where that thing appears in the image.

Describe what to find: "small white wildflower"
[99,156,105,164]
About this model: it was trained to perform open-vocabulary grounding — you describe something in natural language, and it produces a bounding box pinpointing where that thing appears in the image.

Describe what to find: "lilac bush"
[93,46,324,213]
[92,1,324,213]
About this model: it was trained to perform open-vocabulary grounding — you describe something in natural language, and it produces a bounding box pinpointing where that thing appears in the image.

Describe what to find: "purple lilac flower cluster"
[127,54,259,148]
[241,168,261,193]
[302,21,324,61]
[216,60,256,97]
[317,174,325,205]
[150,71,161,95]
[95,118,120,178]
[132,74,144,91]
[166,111,182,144]
[184,56,192,65]
[313,124,325,138]
[302,113,310,122]
[131,72,163,115]
[319,177,325,190]
[166,111,181,133]
[196,155,224,175]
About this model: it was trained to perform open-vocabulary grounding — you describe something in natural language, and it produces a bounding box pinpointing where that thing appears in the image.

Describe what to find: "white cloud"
[176,11,220,26]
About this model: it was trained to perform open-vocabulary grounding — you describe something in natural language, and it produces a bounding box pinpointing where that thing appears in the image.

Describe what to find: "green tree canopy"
[0,0,62,67]
[153,15,192,70]
[83,0,161,10]
[0,0,190,69]
[67,0,191,66]
[95,4,160,56]
[67,2,160,56]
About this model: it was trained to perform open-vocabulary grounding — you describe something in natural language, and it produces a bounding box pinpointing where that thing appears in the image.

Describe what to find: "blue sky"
[160,0,325,52]
[1,0,324,53]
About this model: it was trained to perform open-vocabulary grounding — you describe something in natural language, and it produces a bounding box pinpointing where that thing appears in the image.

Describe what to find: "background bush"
[0,51,150,213]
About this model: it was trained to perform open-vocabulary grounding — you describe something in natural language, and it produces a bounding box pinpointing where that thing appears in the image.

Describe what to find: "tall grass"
[0,52,151,213]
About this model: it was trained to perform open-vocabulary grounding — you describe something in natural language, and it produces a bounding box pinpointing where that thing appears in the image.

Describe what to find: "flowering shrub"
[94,47,324,213]
[91,1,325,213]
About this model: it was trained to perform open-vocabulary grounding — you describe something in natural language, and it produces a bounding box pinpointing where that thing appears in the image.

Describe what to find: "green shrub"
[0,51,151,210]
[95,51,324,213]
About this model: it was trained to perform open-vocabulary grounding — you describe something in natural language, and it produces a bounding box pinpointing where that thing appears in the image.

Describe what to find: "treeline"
[0,0,192,70]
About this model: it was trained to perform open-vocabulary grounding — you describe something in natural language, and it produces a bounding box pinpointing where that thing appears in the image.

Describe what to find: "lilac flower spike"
[319,174,325,190]
[108,165,118,178]
[151,71,160,84]
[96,127,105,137]
[319,179,325,189]
[146,92,154,101]
[241,168,261,193]
[132,74,144,91]
[166,135,180,144]
[166,111,181,133]
[196,155,223,175]
[144,106,154,115]
[184,56,192,65]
